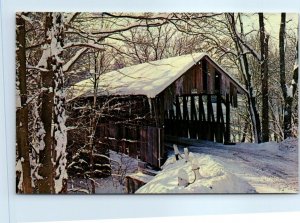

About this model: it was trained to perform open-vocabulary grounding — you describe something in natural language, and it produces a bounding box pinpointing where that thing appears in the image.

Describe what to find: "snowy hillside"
[136,138,298,193]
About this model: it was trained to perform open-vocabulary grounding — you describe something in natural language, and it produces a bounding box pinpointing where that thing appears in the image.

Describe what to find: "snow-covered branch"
[63,48,88,72]
[236,33,262,61]
[64,12,81,26]
[91,20,169,36]
[63,42,105,51]
[26,64,49,72]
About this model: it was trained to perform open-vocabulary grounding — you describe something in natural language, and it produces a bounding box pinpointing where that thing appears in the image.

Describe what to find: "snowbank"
[136,153,256,193]
[166,138,298,193]
[68,138,297,194]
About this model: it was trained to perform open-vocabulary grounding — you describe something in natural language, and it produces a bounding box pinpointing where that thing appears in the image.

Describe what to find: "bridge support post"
[225,93,231,144]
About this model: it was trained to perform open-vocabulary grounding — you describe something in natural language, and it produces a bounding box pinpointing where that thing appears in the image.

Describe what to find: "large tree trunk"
[37,13,67,194]
[259,13,269,142]
[37,13,55,193]
[16,13,33,193]
[52,12,68,194]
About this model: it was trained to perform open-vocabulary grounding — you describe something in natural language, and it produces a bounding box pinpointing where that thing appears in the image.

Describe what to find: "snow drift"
[137,138,298,194]
[136,153,256,193]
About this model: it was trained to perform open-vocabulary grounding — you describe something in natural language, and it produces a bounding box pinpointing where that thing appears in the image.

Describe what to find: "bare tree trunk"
[226,13,262,143]
[52,12,68,194]
[279,13,298,139]
[16,13,33,193]
[279,13,291,139]
[259,13,269,142]
[243,56,262,144]
[279,13,287,116]
[90,55,98,194]
[37,13,67,193]
[37,13,55,193]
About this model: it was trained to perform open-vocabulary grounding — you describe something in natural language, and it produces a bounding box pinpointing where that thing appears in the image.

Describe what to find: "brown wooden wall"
[161,56,240,113]
[96,96,165,168]
[158,56,244,144]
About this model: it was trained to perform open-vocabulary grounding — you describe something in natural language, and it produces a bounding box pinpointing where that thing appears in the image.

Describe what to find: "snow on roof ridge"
[69,52,247,100]
[70,53,206,99]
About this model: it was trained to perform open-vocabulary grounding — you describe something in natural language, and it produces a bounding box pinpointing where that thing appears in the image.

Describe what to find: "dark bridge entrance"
[164,93,231,144]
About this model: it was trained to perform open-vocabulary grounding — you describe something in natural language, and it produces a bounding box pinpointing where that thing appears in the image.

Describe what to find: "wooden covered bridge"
[68,53,247,169]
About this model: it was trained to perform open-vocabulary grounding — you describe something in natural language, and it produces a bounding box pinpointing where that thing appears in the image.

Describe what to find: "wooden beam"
[225,93,231,143]
[190,95,197,121]
[182,96,189,137]
[190,95,197,138]
[175,96,182,120]
[216,94,223,143]
[199,95,205,122]
[207,95,215,123]
[182,96,189,120]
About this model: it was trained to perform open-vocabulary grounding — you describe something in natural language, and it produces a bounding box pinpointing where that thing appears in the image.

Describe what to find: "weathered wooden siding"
[161,57,240,108]
[208,62,214,93]
[99,97,165,168]
[164,94,230,143]
[159,56,242,144]
[140,126,164,168]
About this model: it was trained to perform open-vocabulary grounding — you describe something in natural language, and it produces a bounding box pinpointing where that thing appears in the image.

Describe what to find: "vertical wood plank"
[182,96,189,137]
[190,95,197,138]
[175,96,182,137]
[147,126,153,165]
[190,95,197,121]
[139,127,146,162]
[159,127,165,167]
[225,93,231,143]
[175,96,182,120]
[152,127,158,167]
[207,95,215,141]
[207,95,215,123]
[199,95,205,122]
[216,94,222,143]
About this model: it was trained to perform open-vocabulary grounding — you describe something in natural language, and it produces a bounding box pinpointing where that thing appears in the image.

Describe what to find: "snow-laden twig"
[63,42,105,51]
[26,64,49,72]
[235,32,262,61]
[63,48,88,72]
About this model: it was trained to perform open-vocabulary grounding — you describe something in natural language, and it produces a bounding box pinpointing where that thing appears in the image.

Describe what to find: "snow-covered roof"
[68,53,246,100]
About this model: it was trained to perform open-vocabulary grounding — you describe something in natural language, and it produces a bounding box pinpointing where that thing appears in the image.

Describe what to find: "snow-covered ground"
[137,138,298,193]
[136,153,256,193]
[67,138,298,194]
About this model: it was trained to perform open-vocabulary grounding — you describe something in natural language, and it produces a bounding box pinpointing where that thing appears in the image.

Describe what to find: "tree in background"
[259,13,270,142]
[279,13,298,139]
[226,13,262,143]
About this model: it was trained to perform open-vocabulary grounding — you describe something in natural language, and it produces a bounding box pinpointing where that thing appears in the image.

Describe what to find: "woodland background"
[15,12,298,194]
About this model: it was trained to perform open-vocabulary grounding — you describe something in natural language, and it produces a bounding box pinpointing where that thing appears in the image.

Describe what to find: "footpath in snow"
[136,138,298,193]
